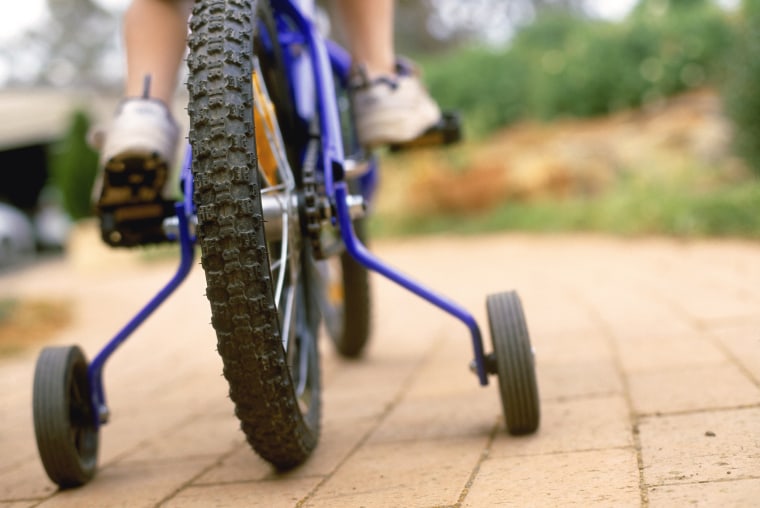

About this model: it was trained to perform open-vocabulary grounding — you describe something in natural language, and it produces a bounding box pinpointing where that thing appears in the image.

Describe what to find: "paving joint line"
[569,285,649,508]
[154,442,243,507]
[22,489,57,507]
[649,285,760,388]
[477,444,637,460]
[649,475,760,490]
[0,496,49,505]
[453,415,501,508]
[542,391,627,404]
[189,473,324,488]
[0,455,39,476]
[637,403,760,419]
[295,335,447,507]
[97,408,212,470]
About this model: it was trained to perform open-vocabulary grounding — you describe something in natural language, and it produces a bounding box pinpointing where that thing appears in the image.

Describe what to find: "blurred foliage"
[421,47,531,136]
[722,0,760,176]
[48,110,98,219]
[371,174,760,239]
[421,0,734,137]
[0,0,117,88]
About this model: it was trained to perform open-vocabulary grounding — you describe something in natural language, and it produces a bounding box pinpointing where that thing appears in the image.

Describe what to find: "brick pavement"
[1,231,759,507]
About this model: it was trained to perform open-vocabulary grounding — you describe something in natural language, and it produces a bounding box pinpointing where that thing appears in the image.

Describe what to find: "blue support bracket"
[334,183,490,386]
[87,203,196,426]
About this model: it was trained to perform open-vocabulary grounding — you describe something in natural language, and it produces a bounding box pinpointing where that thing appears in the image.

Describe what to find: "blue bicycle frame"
[87,0,488,428]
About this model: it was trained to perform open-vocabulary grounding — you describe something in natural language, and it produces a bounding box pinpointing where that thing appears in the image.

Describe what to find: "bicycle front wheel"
[187,0,320,469]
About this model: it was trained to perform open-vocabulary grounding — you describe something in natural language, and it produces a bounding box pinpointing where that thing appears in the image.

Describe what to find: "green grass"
[369,176,760,239]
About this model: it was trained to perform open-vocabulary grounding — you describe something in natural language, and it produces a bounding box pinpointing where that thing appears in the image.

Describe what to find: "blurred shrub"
[422,47,530,137]
[48,110,98,220]
[722,0,760,175]
[421,1,733,136]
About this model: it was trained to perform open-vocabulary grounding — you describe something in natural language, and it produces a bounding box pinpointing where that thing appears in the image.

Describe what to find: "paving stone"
[615,333,728,374]
[363,338,499,444]
[4,233,760,507]
[571,285,696,342]
[0,458,56,502]
[463,448,641,507]
[538,359,624,401]
[489,395,633,457]
[34,459,212,508]
[652,275,760,324]
[648,478,760,507]
[400,334,493,398]
[707,322,760,384]
[320,354,421,423]
[627,363,760,415]
[164,478,321,508]
[304,438,485,508]
[116,411,244,464]
[195,416,375,484]
[618,243,760,324]
[190,446,272,485]
[517,287,602,340]
[368,391,496,444]
[638,407,760,486]
[529,324,613,366]
[95,403,214,466]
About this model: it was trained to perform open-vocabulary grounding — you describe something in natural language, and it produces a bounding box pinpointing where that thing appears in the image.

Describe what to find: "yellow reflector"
[251,71,279,184]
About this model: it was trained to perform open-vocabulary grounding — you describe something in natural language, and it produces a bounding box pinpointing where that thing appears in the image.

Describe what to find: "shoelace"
[348,58,420,92]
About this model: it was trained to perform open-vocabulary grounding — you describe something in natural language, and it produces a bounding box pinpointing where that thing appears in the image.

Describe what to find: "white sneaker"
[350,59,442,148]
[91,98,180,247]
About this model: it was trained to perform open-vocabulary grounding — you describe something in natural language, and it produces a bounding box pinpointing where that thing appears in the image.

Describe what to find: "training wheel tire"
[33,345,99,488]
[486,291,540,435]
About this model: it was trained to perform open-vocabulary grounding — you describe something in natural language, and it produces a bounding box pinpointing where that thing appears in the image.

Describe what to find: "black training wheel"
[486,291,540,435]
[33,345,99,488]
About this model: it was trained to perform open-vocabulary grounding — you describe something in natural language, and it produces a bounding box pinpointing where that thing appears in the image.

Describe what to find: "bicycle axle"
[162,192,366,243]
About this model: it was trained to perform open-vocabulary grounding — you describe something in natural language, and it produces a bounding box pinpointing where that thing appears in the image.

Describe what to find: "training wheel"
[486,291,540,435]
[33,345,99,488]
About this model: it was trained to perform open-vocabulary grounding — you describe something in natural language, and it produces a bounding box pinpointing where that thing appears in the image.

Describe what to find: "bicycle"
[31,0,540,488]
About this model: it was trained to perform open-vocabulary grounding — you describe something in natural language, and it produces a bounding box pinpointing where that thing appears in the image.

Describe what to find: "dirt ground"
[0,220,170,357]
[380,88,744,216]
[0,296,72,357]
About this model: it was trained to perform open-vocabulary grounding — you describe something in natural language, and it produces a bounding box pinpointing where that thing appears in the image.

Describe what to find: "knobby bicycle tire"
[187,0,319,469]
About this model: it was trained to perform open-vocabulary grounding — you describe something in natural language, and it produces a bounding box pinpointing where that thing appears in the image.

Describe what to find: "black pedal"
[389,111,463,152]
[99,200,176,248]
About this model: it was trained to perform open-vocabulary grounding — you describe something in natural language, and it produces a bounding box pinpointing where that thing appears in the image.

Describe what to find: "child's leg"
[94,0,192,247]
[329,0,442,147]
[124,0,192,103]
[330,0,395,77]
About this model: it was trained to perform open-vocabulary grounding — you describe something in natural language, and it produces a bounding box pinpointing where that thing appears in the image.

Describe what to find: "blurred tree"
[415,0,589,50]
[48,109,99,219]
[633,0,713,17]
[4,0,735,89]
[1,0,608,88]
[743,0,760,16]
[0,0,119,89]
[395,0,464,54]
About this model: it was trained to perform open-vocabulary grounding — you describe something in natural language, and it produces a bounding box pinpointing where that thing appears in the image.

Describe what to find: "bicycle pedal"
[389,111,463,152]
[99,201,177,248]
